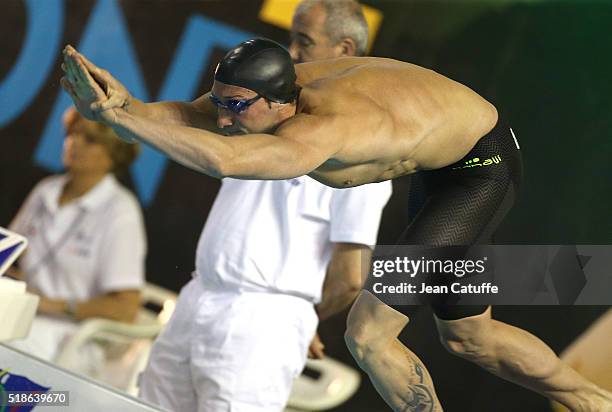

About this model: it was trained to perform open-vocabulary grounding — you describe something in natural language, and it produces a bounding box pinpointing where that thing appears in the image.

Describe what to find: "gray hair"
[295,0,369,56]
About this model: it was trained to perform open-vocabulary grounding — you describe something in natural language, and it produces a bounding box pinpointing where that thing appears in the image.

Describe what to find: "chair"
[285,357,361,411]
[54,282,177,395]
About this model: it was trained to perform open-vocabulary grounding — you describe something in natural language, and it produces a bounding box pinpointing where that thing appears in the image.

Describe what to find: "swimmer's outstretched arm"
[107,109,341,180]
[61,45,343,180]
[61,45,219,132]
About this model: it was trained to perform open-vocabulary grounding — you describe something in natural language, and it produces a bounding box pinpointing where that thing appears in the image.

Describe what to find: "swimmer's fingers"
[62,47,106,105]
[64,47,90,88]
[60,77,77,101]
[60,76,106,121]
[61,76,97,121]
[73,53,106,101]
[94,87,129,113]
[61,52,108,122]
[77,51,132,112]
[77,51,110,93]
[77,52,109,80]
[62,47,80,87]
[60,75,90,109]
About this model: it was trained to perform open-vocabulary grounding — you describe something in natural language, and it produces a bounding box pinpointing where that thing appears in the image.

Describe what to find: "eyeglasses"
[208,93,262,114]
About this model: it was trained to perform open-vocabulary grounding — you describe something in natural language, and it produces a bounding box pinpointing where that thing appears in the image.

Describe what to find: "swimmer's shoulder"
[295,82,359,119]
[295,56,403,82]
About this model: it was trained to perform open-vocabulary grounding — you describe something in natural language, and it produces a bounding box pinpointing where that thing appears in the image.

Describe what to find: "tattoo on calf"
[402,384,435,412]
[400,364,434,412]
[415,364,425,384]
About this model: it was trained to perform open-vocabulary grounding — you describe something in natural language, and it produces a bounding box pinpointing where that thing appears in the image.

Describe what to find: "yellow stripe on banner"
[0,369,9,379]
[259,0,384,52]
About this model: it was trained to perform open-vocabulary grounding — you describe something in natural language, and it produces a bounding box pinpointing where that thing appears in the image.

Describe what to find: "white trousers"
[139,278,318,412]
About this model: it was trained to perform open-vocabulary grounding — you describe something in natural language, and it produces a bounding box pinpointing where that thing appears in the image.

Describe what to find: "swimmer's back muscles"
[293,58,499,185]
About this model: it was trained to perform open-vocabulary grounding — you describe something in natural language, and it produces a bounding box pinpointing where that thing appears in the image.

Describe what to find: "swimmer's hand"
[73,48,132,114]
[308,332,325,359]
[60,46,131,137]
[61,45,107,120]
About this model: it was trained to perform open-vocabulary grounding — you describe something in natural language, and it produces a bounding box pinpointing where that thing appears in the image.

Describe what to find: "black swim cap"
[214,38,298,104]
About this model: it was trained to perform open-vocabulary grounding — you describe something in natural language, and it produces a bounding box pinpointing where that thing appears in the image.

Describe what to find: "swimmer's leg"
[552,309,612,411]
[435,307,612,412]
[345,290,443,412]
[396,156,611,410]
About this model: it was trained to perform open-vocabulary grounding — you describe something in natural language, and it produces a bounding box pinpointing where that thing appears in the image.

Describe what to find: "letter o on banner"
[0,0,64,127]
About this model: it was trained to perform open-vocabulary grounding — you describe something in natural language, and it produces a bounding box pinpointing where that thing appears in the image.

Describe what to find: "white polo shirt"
[9,174,146,301]
[195,176,392,303]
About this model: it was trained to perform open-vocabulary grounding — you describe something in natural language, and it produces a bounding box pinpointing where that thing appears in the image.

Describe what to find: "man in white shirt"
[138,2,391,411]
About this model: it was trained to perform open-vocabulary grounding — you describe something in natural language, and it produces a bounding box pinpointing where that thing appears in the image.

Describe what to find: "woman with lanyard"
[7,107,146,364]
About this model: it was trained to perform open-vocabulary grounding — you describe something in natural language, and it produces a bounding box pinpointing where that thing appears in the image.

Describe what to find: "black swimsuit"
[390,119,523,319]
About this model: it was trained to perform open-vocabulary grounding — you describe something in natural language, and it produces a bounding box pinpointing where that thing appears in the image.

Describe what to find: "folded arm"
[316,243,370,321]
[35,289,141,323]
[308,243,370,359]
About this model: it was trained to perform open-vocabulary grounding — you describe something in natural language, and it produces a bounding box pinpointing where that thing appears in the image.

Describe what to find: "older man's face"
[289,3,343,63]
